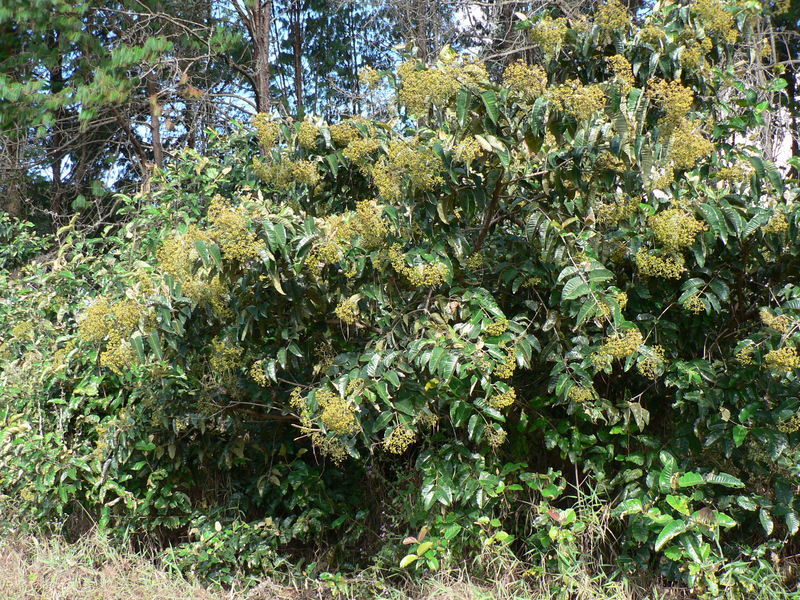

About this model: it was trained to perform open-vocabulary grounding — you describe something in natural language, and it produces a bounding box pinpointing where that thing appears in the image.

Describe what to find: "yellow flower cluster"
[100,340,136,375]
[502,60,548,99]
[640,24,666,45]
[156,226,213,298]
[370,160,401,202]
[602,328,643,358]
[462,253,485,271]
[10,321,34,340]
[596,195,638,226]
[595,0,629,32]
[292,386,351,462]
[486,426,507,449]
[389,244,448,288]
[335,298,359,324]
[354,199,388,249]
[78,296,113,342]
[330,121,361,146]
[383,425,415,454]
[406,263,449,287]
[359,65,381,89]
[765,346,800,373]
[637,345,666,380]
[316,388,359,435]
[596,151,626,172]
[253,113,280,148]
[615,291,628,310]
[716,160,753,182]
[549,80,607,121]
[568,385,594,403]
[78,296,143,375]
[386,139,443,193]
[683,294,706,314]
[635,249,687,279]
[208,276,233,319]
[649,208,707,250]
[680,38,713,69]
[343,138,381,167]
[647,79,694,130]
[253,156,321,189]
[494,350,517,379]
[486,318,509,337]
[297,121,320,150]
[249,360,270,387]
[208,196,265,263]
[692,0,738,43]
[305,238,342,278]
[454,137,483,166]
[669,123,714,170]
[210,338,243,375]
[735,345,755,365]
[763,211,789,235]
[490,386,517,410]
[777,414,800,434]
[397,60,460,115]
[530,16,569,54]
[760,309,793,334]
[51,339,77,373]
[607,54,635,95]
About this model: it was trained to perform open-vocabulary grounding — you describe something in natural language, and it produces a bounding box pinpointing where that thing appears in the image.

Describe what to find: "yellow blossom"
[635,249,687,279]
[490,386,517,410]
[485,318,509,337]
[595,0,629,32]
[602,328,643,359]
[316,388,358,435]
[649,208,707,250]
[384,425,415,454]
[335,298,359,325]
[503,60,548,99]
[765,346,800,373]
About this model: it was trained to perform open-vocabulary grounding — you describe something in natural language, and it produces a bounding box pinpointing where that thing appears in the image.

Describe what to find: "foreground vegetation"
[2,1,800,598]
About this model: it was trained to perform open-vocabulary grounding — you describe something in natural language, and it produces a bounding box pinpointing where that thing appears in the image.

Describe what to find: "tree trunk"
[252,0,273,113]
[49,31,65,222]
[147,71,164,168]
[291,0,304,115]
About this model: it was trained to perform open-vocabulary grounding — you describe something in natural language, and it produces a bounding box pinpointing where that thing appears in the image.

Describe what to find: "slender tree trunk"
[252,0,273,113]
[147,71,164,168]
[48,32,65,222]
[291,0,304,115]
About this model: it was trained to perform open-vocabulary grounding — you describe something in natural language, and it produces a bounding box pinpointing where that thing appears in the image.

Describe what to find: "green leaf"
[705,473,745,488]
[759,508,773,535]
[614,498,643,517]
[655,519,687,552]
[732,425,748,447]
[562,276,590,301]
[480,90,500,125]
[399,554,419,568]
[678,472,704,487]
[456,89,469,127]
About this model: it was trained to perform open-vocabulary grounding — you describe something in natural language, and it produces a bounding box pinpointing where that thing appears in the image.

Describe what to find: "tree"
[2,1,800,595]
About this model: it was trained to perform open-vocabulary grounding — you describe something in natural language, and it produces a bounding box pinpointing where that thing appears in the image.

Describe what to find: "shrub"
[2,1,799,596]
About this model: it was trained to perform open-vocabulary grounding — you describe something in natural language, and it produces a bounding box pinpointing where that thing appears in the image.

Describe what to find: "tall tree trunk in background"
[48,32,65,222]
[233,0,273,113]
[147,71,164,168]
[254,0,273,113]
[291,0,304,115]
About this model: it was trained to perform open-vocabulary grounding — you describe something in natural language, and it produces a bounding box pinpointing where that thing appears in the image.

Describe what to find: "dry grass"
[0,531,240,600]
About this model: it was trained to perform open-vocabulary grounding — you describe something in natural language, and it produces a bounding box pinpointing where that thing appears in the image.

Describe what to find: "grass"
[0,515,795,600]
[0,525,672,600]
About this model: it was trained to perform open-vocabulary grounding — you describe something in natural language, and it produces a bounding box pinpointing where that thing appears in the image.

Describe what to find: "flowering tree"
[2,0,799,594]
